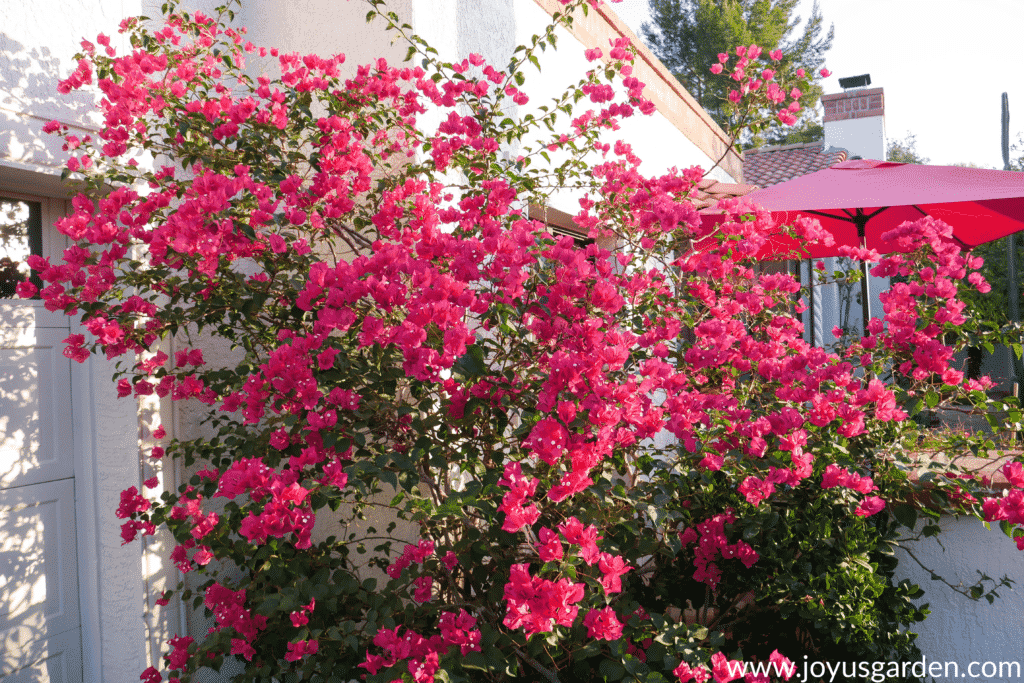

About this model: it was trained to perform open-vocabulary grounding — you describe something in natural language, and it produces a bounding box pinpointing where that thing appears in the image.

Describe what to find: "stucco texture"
[894,516,1024,670]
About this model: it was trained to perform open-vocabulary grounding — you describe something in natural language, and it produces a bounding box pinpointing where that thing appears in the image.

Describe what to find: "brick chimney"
[822,87,886,160]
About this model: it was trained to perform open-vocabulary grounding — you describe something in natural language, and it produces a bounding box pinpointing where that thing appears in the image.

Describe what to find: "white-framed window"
[0,191,70,329]
[0,193,45,298]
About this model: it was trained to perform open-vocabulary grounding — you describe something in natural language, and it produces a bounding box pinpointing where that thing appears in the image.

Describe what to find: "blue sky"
[609,0,1024,169]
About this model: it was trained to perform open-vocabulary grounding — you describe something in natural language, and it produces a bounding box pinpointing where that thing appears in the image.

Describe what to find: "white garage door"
[0,195,83,682]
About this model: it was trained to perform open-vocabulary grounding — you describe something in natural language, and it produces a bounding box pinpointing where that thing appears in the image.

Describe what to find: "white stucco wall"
[0,2,128,176]
[235,0,414,79]
[894,517,1024,672]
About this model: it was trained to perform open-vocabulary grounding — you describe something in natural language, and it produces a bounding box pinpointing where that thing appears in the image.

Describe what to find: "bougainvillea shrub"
[32,0,1024,681]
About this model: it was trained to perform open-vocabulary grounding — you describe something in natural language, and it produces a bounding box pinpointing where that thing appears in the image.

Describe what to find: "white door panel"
[0,627,84,682]
[0,479,81,654]
[0,328,74,491]
[0,302,71,331]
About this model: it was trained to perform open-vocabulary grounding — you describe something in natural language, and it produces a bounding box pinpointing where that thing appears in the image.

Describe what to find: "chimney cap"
[838,74,872,90]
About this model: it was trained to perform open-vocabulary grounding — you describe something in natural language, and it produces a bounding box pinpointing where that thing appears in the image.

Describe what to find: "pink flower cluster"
[289,598,315,628]
[497,461,541,532]
[503,563,585,636]
[438,610,483,655]
[597,551,632,594]
[163,486,218,570]
[680,512,759,589]
[387,538,436,578]
[983,463,1024,549]
[203,583,268,661]
[531,518,630,596]
[237,483,315,549]
[820,464,886,517]
[821,466,875,493]
[285,639,319,662]
[115,486,150,519]
[708,43,825,129]
[166,635,194,670]
[115,486,156,544]
[385,539,447,602]
[583,606,624,641]
[213,457,327,550]
[359,611,481,683]
[868,217,980,385]
[558,516,602,563]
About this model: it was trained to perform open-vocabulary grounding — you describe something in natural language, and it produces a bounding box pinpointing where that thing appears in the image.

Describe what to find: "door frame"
[1,173,154,682]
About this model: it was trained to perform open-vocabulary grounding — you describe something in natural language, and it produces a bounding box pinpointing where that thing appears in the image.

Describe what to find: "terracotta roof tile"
[743,141,848,188]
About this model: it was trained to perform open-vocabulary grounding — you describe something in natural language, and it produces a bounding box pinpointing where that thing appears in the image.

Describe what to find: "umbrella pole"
[1008,234,1022,414]
[860,260,870,336]
[857,217,870,337]
[807,259,816,347]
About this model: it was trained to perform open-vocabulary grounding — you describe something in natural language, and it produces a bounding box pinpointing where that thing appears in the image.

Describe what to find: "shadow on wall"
[0,33,96,173]
[0,479,82,681]
[894,517,1024,672]
[0,322,81,681]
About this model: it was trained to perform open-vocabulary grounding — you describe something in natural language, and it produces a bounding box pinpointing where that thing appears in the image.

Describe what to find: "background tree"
[885,132,929,164]
[641,0,833,146]
[1010,132,1024,171]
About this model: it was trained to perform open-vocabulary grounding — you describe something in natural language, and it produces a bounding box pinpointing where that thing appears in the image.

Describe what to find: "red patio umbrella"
[715,158,1024,259]
[703,158,1024,335]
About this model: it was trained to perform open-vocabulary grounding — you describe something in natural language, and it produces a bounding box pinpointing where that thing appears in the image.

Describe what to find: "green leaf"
[892,504,917,530]
[852,556,874,572]
[623,656,650,677]
[645,504,662,526]
[598,660,626,681]
[911,399,925,416]
[462,651,490,671]
[454,344,487,378]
